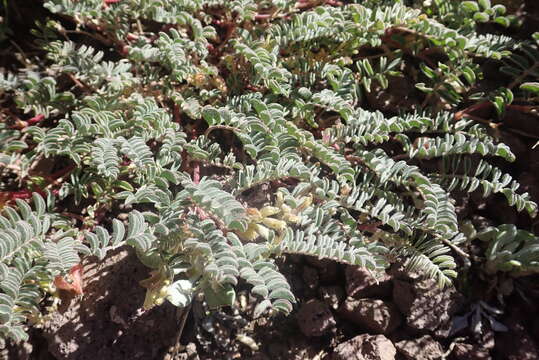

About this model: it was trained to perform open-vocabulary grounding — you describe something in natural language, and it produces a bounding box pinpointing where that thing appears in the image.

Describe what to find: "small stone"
[345,266,392,298]
[333,334,396,360]
[297,299,336,337]
[339,298,401,334]
[395,335,444,360]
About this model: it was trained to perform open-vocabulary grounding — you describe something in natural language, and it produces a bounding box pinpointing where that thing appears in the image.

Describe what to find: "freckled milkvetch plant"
[0,0,538,343]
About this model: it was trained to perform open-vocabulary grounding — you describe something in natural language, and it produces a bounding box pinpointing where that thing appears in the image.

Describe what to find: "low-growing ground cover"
[1,0,539,358]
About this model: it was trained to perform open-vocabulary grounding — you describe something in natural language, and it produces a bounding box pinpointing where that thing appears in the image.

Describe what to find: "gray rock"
[333,334,396,360]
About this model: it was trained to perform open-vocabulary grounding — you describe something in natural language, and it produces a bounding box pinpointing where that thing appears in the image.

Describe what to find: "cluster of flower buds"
[236,192,313,242]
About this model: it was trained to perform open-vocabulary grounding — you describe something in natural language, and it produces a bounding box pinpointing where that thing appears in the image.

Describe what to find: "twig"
[60,212,86,222]
[440,237,470,260]
[461,113,539,140]
[67,73,95,93]
[9,40,29,65]
[170,304,192,356]
[63,30,113,47]
[454,101,490,121]
[392,153,409,161]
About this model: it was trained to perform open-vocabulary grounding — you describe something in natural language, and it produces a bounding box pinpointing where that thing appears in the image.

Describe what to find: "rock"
[302,266,319,291]
[305,257,339,283]
[333,334,396,360]
[268,335,323,360]
[393,277,461,333]
[345,266,392,298]
[4,338,33,360]
[183,343,199,360]
[392,280,414,314]
[296,299,336,337]
[433,315,454,338]
[395,335,444,360]
[339,298,401,334]
[319,286,345,310]
[388,261,421,282]
[451,343,491,360]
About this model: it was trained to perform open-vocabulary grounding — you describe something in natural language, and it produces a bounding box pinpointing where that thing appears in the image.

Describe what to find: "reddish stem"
[324,0,343,5]
[8,190,33,200]
[358,221,383,233]
[454,101,490,120]
[27,114,45,125]
[254,14,272,20]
